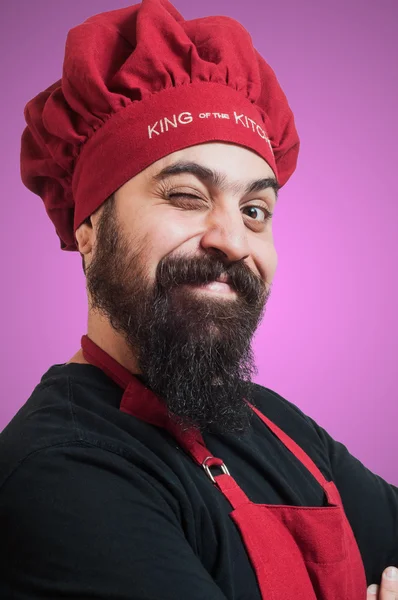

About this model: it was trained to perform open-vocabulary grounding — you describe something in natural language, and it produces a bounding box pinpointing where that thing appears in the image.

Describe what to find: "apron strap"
[81,334,133,390]
[81,334,337,506]
[248,403,330,489]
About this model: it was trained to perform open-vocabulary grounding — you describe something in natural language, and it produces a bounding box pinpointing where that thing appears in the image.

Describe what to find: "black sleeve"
[0,442,228,600]
[308,417,398,584]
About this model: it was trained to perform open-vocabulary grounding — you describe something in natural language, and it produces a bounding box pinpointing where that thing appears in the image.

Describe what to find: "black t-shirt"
[0,363,397,599]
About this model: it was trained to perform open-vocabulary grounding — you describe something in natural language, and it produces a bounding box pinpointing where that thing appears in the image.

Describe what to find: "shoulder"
[248,382,333,477]
[0,374,79,486]
[249,381,318,432]
[0,367,185,511]
[0,365,129,491]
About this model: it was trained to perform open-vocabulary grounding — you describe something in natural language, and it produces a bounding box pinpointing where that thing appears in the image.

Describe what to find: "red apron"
[81,334,367,599]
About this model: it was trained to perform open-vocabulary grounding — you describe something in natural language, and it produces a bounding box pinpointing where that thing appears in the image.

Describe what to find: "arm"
[0,443,228,600]
[309,417,398,585]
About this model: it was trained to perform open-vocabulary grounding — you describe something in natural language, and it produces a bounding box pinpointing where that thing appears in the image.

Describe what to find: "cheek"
[252,237,278,285]
[136,211,197,278]
[156,214,195,250]
[269,247,278,280]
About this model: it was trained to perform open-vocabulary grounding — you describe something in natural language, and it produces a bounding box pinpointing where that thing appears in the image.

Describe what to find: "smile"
[185,281,236,295]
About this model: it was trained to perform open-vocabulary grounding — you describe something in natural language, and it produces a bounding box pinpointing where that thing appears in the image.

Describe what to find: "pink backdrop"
[1,0,397,485]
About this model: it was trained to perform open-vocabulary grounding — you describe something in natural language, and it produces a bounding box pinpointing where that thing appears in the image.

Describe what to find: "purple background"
[1,0,397,485]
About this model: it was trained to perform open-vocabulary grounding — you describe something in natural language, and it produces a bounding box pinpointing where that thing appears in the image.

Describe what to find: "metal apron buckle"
[202,455,231,483]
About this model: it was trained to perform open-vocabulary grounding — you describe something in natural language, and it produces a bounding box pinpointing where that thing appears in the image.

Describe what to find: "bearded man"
[0,1,397,599]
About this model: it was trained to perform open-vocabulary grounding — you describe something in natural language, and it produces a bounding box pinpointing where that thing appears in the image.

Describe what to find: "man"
[0,0,397,598]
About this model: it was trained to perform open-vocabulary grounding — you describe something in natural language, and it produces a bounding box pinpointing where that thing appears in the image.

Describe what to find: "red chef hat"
[20,0,300,252]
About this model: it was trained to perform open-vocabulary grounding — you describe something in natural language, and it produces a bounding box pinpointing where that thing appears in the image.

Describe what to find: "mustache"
[156,254,267,304]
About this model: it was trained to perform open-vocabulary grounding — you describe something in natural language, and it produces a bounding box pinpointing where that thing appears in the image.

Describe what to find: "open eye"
[242,205,273,222]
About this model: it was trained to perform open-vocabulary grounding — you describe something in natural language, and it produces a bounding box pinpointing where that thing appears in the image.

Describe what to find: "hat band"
[72,81,277,233]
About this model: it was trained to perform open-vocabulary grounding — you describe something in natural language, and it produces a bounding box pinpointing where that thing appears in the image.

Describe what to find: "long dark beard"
[85,198,271,435]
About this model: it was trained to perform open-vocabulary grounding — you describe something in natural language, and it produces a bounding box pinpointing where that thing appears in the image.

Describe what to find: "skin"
[70,142,277,434]
[70,141,277,371]
[367,566,398,598]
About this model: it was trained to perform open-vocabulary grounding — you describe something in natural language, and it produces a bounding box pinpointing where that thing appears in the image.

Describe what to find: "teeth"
[203,281,231,291]
[184,280,234,293]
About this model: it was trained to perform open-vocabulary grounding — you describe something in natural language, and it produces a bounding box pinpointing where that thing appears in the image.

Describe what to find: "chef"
[0,0,397,598]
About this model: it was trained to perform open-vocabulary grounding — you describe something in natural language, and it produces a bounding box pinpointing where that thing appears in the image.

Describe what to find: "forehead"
[144,142,276,183]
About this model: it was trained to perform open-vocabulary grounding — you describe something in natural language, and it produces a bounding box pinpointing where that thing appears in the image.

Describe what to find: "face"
[83,142,278,435]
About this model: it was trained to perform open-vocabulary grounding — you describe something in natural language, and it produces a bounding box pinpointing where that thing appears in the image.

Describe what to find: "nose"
[200,205,251,263]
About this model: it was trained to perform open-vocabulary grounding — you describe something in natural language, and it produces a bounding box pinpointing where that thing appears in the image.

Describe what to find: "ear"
[75,217,94,258]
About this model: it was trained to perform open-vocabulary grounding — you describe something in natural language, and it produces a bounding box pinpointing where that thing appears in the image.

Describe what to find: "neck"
[66,310,141,374]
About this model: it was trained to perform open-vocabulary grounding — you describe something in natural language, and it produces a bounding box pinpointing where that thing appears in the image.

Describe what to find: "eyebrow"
[153,160,280,201]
